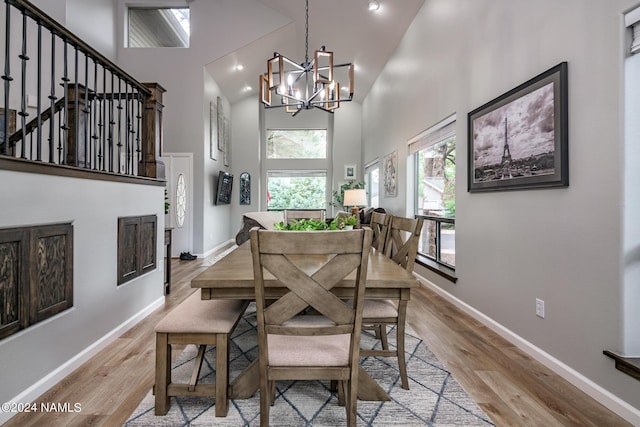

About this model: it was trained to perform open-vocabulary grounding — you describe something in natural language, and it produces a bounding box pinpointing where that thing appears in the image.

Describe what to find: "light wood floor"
[3,246,632,426]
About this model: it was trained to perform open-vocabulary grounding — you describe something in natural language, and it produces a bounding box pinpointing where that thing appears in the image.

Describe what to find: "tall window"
[409,115,456,269]
[267,171,327,209]
[128,8,190,48]
[267,129,327,159]
[265,129,329,210]
[364,161,380,207]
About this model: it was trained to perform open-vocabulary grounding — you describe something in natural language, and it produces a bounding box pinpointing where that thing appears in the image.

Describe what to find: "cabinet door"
[0,229,29,339]
[29,223,74,323]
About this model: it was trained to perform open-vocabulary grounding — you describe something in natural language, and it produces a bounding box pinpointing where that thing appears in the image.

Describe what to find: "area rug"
[125,303,494,426]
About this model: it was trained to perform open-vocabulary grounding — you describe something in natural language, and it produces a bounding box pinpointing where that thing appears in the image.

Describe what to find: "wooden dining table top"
[191,241,420,300]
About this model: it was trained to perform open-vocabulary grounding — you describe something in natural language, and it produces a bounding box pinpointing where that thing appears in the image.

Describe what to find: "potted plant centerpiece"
[341,215,358,230]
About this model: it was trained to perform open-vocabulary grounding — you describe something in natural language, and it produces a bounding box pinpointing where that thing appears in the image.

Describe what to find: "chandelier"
[259,0,354,116]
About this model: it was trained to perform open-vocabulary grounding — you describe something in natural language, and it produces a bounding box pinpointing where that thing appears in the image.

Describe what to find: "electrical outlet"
[535,298,545,318]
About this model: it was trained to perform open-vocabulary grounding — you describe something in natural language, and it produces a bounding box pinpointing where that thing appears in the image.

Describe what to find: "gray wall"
[0,171,165,415]
[363,0,639,416]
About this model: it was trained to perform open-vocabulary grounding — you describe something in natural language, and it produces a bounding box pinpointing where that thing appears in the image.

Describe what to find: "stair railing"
[1,0,164,178]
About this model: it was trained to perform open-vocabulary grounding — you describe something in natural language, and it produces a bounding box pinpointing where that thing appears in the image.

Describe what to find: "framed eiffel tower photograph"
[467,62,568,192]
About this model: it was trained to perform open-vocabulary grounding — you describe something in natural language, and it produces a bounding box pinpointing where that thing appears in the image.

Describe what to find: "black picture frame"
[467,62,568,192]
[215,171,233,205]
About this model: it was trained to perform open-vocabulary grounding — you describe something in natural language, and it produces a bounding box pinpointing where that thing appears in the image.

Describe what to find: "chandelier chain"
[304,0,309,65]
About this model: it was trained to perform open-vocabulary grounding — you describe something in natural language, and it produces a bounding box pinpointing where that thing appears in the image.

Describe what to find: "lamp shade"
[343,189,367,207]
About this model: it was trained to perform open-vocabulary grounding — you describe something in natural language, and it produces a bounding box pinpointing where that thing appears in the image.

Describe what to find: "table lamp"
[343,189,367,217]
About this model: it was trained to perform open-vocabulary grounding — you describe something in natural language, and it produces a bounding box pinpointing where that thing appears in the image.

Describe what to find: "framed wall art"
[344,164,356,180]
[383,150,397,197]
[223,117,230,167]
[239,172,251,205]
[217,96,225,151]
[209,101,217,160]
[468,62,568,192]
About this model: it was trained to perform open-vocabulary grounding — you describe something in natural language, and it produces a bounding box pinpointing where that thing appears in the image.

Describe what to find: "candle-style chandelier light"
[259,0,354,116]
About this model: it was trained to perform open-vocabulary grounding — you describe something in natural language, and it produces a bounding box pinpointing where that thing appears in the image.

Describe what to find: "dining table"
[191,240,420,401]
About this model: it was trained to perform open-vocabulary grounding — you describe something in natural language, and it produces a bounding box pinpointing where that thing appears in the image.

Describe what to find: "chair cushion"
[155,292,246,334]
[362,299,398,318]
[267,334,351,367]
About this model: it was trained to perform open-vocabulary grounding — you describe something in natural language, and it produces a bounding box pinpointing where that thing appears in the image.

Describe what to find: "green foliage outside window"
[268,176,326,209]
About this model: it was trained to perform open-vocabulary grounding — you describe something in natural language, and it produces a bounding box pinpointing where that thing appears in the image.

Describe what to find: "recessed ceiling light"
[368,0,380,12]
[244,85,252,92]
[235,64,244,71]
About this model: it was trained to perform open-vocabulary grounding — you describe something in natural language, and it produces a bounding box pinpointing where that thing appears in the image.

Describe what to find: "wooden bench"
[154,292,248,417]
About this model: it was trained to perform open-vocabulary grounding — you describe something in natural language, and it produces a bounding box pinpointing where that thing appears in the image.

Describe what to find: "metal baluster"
[108,71,114,172]
[92,59,99,170]
[72,46,78,166]
[36,21,42,160]
[135,91,142,176]
[140,92,146,174]
[48,31,56,163]
[19,11,30,159]
[125,82,132,175]
[2,2,13,156]
[60,39,70,164]
[83,53,89,168]
[117,76,122,174]
[99,66,106,171]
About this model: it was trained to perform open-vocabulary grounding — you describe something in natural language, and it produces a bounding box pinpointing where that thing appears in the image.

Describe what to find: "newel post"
[141,82,166,179]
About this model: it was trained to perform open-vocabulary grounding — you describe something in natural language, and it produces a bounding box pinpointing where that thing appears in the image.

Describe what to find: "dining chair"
[249,227,372,427]
[369,211,390,252]
[283,209,326,225]
[154,292,249,416]
[361,215,424,390]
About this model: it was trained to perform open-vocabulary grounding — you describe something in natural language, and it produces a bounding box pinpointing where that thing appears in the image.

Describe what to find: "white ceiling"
[205,0,425,105]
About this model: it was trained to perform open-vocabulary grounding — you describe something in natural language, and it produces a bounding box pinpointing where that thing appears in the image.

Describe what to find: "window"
[364,161,380,207]
[409,115,456,270]
[128,8,190,48]
[267,170,327,210]
[263,125,330,210]
[266,129,327,159]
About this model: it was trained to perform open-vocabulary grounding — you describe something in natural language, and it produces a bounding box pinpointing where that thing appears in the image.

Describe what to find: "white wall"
[0,170,164,410]
[363,0,639,415]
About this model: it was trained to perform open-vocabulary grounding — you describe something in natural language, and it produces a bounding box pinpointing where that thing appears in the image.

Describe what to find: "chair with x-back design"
[360,215,423,390]
[369,211,390,252]
[249,227,372,427]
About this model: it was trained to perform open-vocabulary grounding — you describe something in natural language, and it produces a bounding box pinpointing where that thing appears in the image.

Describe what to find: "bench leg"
[215,333,229,417]
[189,345,207,392]
[155,333,170,415]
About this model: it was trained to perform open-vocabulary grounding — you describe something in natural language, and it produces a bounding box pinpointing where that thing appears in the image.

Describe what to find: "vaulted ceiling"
[205,0,425,105]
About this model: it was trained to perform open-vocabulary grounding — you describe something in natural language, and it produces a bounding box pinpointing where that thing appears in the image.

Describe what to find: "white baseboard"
[414,273,640,426]
[0,296,165,425]
[198,239,235,259]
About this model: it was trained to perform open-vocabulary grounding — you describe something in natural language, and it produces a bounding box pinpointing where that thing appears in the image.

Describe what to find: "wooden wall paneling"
[140,215,157,275]
[29,223,73,323]
[118,217,140,285]
[0,229,29,339]
[118,215,157,285]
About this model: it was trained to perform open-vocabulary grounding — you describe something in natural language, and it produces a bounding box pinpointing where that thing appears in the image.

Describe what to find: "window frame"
[261,119,332,211]
[408,114,457,281]
[127,7,190,48]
